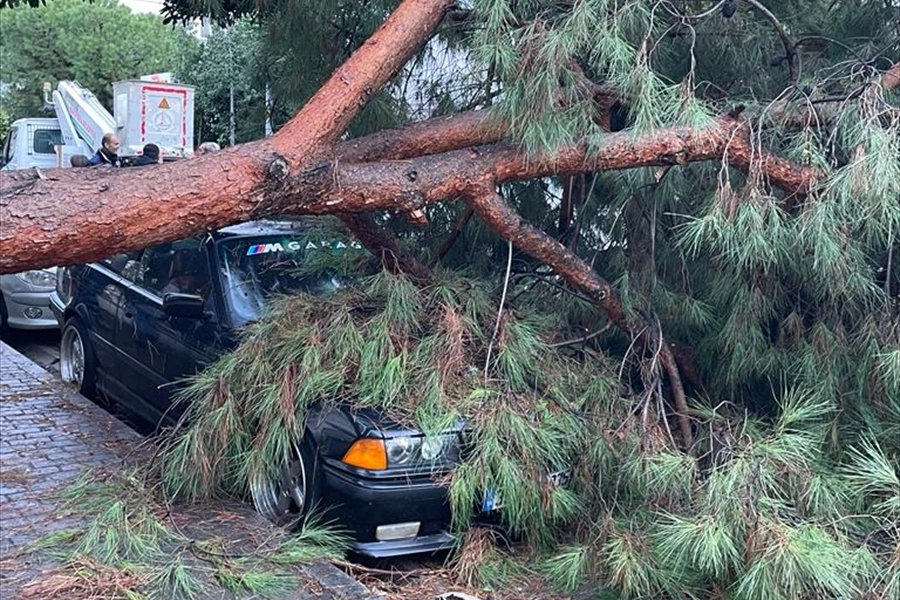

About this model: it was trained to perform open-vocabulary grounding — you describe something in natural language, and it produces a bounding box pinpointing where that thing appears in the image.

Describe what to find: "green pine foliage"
[157,267,898,599]
[158,270,618,514]
[24,469,347,599]
[132,0,900,598]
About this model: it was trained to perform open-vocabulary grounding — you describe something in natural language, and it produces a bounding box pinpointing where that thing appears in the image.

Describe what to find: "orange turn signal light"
[342,438,387,470]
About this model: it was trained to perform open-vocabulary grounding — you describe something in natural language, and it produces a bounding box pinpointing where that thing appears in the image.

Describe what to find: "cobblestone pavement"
[0,341,376,600]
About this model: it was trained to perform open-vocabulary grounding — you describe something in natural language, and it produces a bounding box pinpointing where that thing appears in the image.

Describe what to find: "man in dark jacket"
[131,143,161,166]
[88,133,120,167]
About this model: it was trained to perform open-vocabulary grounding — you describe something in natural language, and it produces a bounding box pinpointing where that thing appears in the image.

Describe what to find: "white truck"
[0,78,195,171]
[0,78,196,335]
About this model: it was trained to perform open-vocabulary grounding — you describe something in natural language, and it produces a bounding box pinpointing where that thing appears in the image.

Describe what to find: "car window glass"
[217,235,369,326]
[102,252,143,282]
[139,239,211,299]
[33,129,62,154]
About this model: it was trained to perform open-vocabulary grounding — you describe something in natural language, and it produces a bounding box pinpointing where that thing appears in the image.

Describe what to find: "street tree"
[0,0,193,120]
[1,0,898,597]
[177,20,267,146]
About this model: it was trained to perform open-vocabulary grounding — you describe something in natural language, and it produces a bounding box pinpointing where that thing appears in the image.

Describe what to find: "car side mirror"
[163,292,207,319]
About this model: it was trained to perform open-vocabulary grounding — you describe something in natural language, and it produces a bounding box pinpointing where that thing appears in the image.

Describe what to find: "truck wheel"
[60,317,97,397]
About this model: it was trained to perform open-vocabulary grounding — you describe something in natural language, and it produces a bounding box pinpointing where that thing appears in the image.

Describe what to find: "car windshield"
[217,234,363,326]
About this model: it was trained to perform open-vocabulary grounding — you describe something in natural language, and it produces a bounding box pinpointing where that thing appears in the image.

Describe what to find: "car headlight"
[342,433,461,471]
[16,269,57,289]
[386,436,416,466]
[386,434,460,468]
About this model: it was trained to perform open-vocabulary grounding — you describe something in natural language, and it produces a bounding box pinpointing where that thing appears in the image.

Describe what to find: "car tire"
[59,317,97,397]
[249,437,320,527]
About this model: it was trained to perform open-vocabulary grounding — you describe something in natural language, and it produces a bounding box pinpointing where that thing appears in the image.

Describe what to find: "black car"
[49,220,464,557]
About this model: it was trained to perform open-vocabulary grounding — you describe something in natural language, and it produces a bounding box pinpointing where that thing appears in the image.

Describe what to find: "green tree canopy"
[156,1,900,598]
[0,1,897,598]
[176,20,266,146]
[0,0,193,120]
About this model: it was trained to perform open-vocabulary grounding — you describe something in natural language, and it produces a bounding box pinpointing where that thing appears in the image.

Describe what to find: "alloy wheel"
[250,443,308,525]
[60,324,85,388]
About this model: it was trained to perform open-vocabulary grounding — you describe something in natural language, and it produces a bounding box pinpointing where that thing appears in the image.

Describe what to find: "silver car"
[0,268,59,335]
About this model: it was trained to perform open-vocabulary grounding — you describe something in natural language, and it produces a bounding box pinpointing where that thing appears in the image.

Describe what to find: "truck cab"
[0,118,65,171]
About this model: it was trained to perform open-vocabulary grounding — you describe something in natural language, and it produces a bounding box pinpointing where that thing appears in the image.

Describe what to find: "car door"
[28,125,63,169]
[85,254,141,381]
[115,238,222,428]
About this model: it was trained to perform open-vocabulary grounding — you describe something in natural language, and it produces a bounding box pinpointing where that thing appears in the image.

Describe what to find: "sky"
[119,0,164,15]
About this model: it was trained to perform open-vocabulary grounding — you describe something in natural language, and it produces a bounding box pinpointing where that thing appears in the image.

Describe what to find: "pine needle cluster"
[156,264,898,599]
[157,270,619,527]
[23,469,347,600]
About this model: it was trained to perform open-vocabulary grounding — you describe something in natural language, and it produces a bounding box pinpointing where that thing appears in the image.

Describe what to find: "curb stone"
[302,562,381,600]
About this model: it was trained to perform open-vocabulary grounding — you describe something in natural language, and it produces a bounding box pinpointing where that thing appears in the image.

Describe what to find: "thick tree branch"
[460,185,629,330]
[659,344,694,449]
[0,117,821,273]
[461,184,693,447]
[338,110,506,162]
[269,0,455,161]
[300,118,820,211]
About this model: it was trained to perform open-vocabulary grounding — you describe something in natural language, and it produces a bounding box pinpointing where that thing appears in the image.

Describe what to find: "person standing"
[131,143,161,166]
[88,133,121,167]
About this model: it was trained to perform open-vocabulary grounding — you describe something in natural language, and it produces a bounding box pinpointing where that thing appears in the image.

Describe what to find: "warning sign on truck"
[144,87,184,138]
[113,80,195,158]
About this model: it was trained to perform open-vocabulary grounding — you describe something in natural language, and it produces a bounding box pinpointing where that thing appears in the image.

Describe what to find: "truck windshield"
[217,235,361,326]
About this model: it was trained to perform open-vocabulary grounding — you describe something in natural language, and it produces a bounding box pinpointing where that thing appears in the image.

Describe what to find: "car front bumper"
[2,290,58,330]
[320,460,457,558]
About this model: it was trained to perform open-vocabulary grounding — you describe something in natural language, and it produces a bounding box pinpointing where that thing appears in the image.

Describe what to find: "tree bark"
[461,185,629,328]
[461,185,693,447]
[0,117,820,274]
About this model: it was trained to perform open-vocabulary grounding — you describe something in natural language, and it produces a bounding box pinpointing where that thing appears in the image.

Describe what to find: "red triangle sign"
[158,98,170,109]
